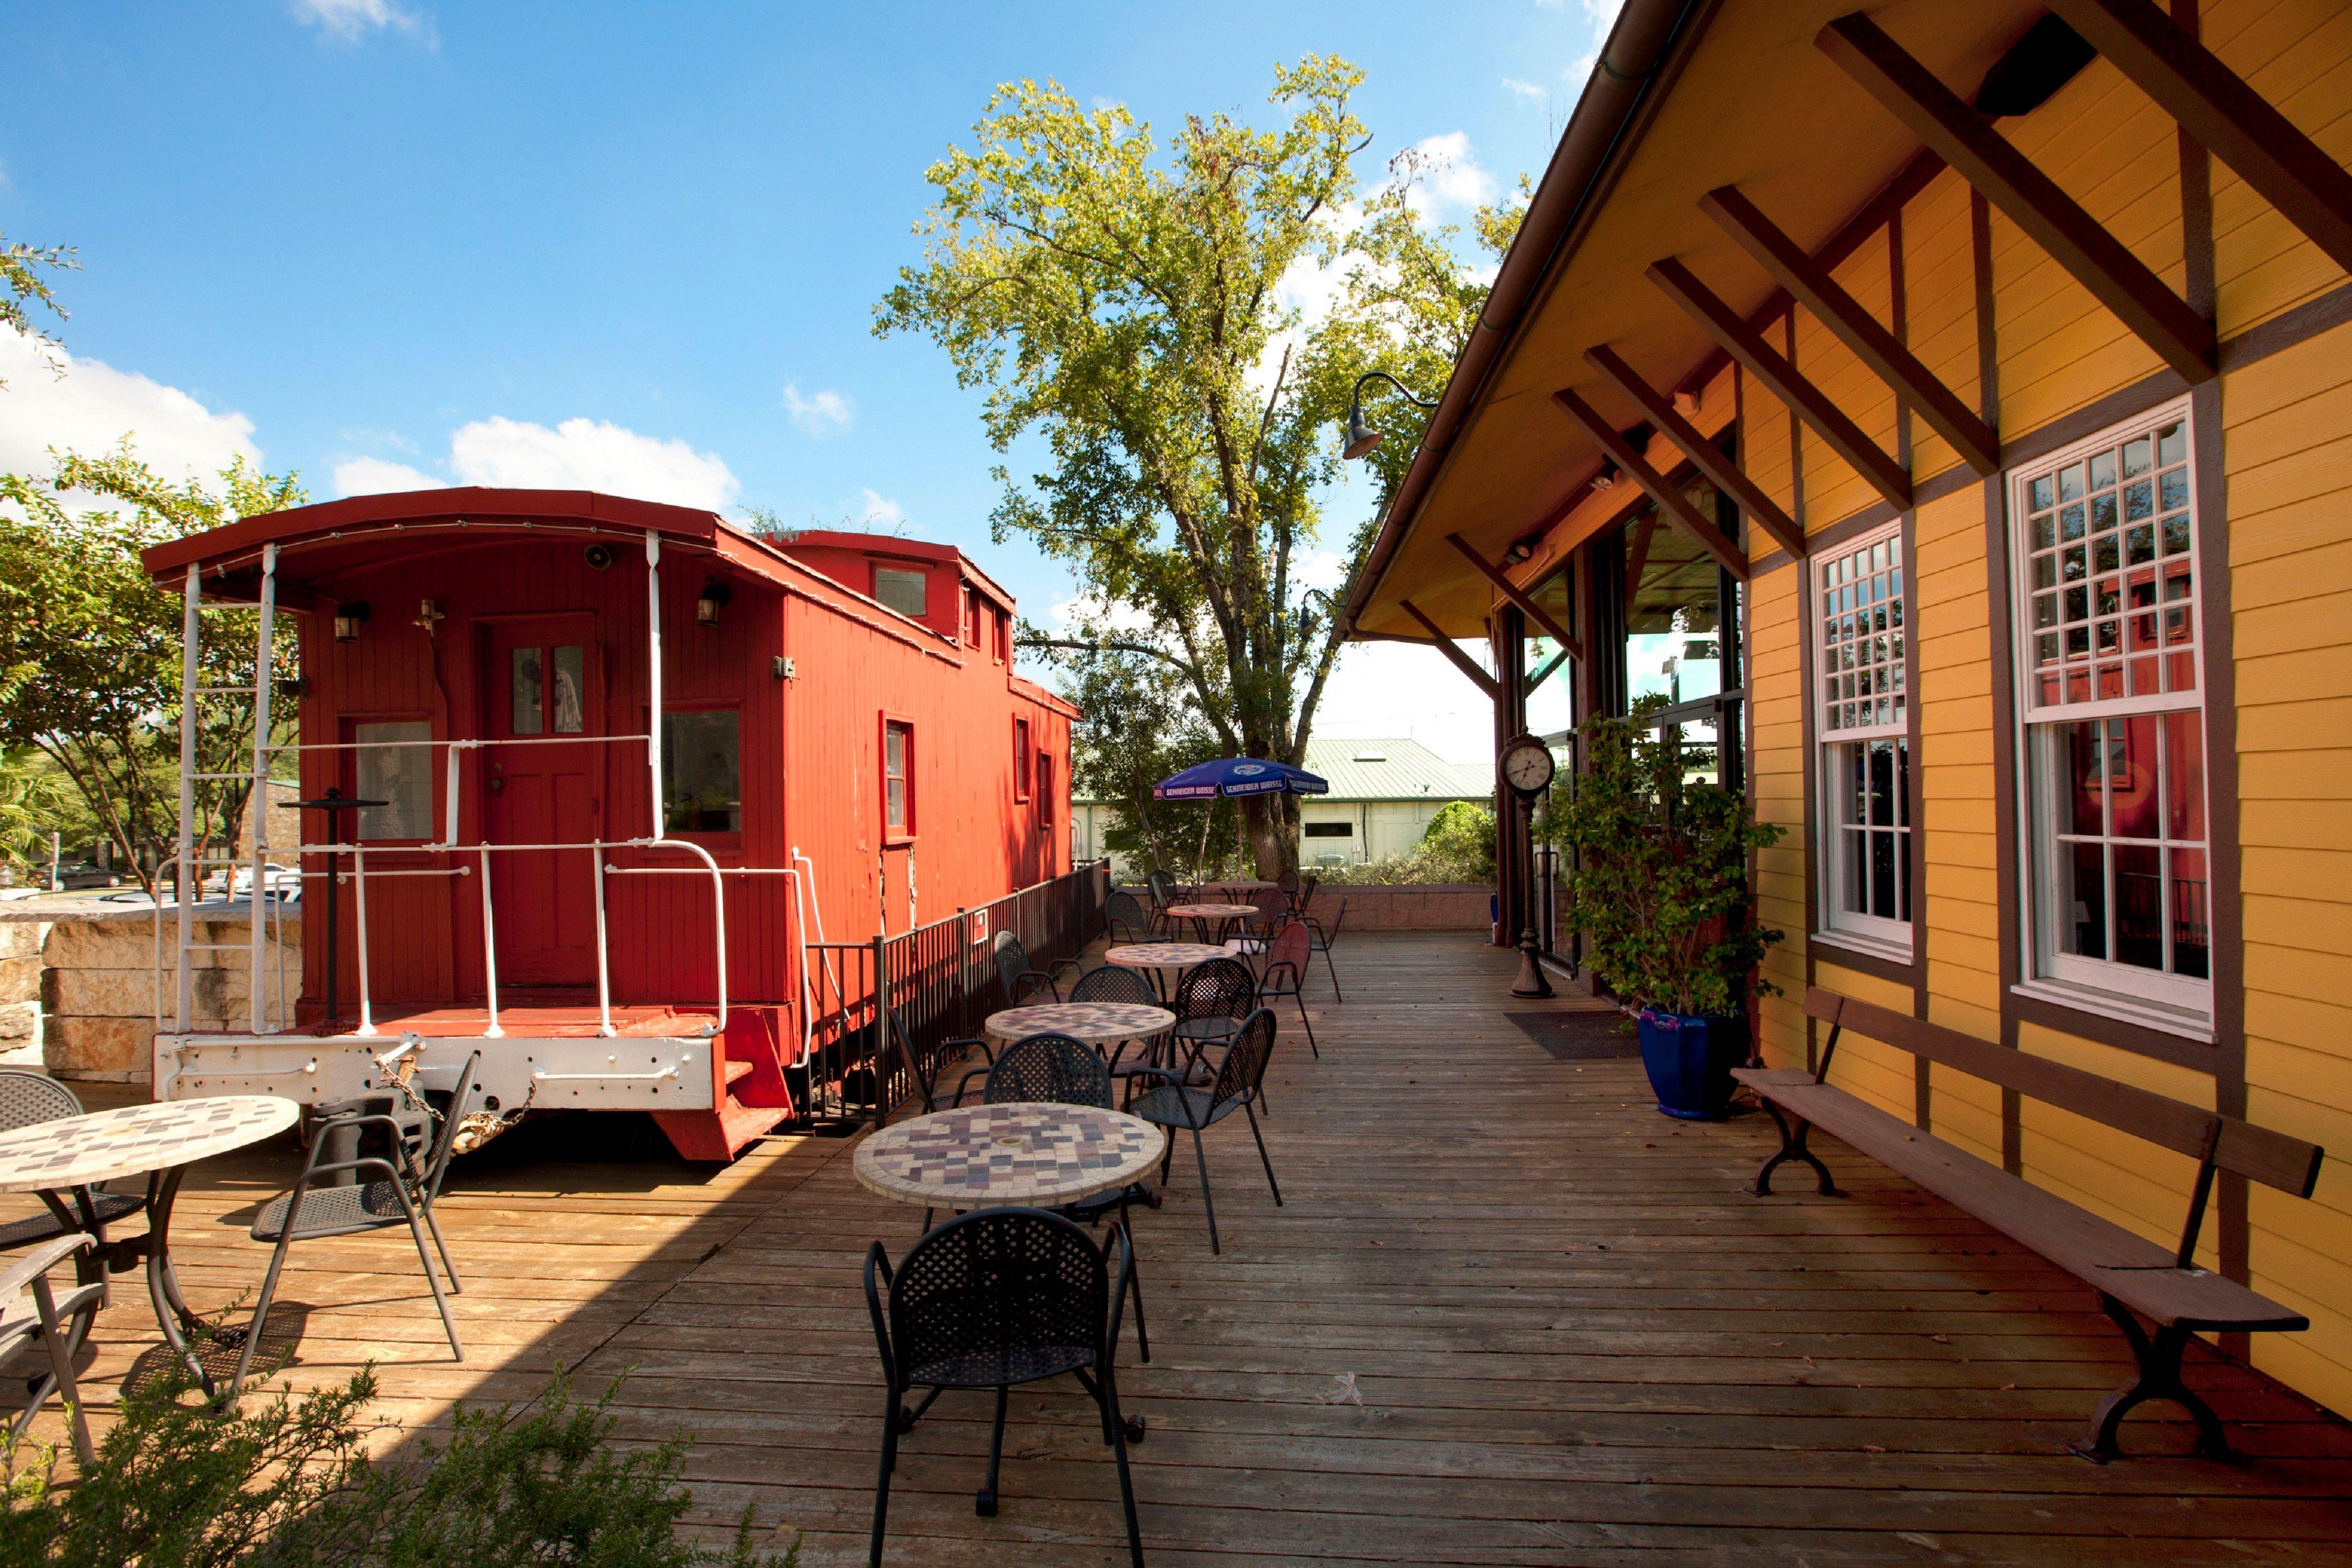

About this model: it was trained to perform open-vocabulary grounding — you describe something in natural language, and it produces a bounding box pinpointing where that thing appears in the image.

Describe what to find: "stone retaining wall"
[1308,883,1492,931]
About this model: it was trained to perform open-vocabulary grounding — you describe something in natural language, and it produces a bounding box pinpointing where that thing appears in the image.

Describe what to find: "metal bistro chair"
[886,1009,995,1114]
[864,1208,1145,1565]
[1169,957,1257,1079]
[1143,869,1182,936]
[236,1052,478,1391]
[1302,897,1348,1002]
[995,931,1079,1006]
[1218,890,1290,963]
[0,1234,100,1466]
[1129,1008,1282,1255]
[1255,920,1319,1058]
[0,1069,146,1256]
[1104,889,1153,946]
[1067,965,1166,1088]
[1292,872,1319,915]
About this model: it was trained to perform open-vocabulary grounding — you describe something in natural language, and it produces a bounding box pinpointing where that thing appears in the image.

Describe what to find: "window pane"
[886,778,907,832]
[2165,711,2204,842]
[885,722,911,833]
[2113,843,2164,971]
[551,646,585,734]
[662,710,741,834]
[1625,508,1725,707]
[2110,714,2161,839]
[510,647,543,736]
[355,722,433,840]
[875,567,927,618]
[2169,846,2211,978]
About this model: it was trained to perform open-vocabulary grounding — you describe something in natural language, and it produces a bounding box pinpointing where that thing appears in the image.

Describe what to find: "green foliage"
[876,58,1523,875]
[1314,799,1496,886]
[0,747,100,880]
[1542,698,1785,1017]
[3,1360,794,1568]
[1,234,76,386]
[0,444,304,894]
[1062,646,1236,876]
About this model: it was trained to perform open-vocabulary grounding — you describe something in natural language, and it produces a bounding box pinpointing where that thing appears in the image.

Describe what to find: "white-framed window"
[874,565,927,619]
[2008,398,2211,1035]
[1814,524,1911,955]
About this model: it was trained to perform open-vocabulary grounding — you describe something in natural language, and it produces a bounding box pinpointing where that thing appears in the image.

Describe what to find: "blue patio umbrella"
[1152,758,1329,883]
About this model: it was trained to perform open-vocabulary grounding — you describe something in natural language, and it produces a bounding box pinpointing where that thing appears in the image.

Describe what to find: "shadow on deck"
[17,932,2352,1566]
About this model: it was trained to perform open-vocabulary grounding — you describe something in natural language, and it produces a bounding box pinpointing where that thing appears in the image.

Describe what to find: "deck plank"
[10,931,2352,1565]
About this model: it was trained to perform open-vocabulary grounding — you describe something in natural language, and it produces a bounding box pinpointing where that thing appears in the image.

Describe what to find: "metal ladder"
[172,544,282,1035]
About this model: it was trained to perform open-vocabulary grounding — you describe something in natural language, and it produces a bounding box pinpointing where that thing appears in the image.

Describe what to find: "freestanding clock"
[1497,734,1557,997]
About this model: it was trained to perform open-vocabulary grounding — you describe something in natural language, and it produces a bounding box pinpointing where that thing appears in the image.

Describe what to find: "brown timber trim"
[1818,12,2217,384]
[1748,466,1975,576]
[2046,0,2352,281]
[1397,600,1501,701]
[1446,533,1587,661]
[1551,387,1749,579]
[1651,257,1915,511]
[1585,344,1805,559]
[1702,184,2000,473]
[1812,938,1918,989]
[2219,279,2352,372]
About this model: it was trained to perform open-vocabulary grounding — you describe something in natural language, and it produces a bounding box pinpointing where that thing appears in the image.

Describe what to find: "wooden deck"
[20,931,2352,1565]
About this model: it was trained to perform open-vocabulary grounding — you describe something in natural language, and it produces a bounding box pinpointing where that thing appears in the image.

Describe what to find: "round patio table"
[1104,941,1234,1002]
[854,1102,1166,1210]
[982,1001,1174,1047]
[1164,902,1258,942]
[0,1095,301,1395]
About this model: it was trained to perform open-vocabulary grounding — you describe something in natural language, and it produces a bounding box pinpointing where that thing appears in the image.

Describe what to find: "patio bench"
[1735,986,2324,1463]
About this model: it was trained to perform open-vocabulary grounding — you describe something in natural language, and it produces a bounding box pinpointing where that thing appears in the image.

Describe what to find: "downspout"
[1342,0,1697,634]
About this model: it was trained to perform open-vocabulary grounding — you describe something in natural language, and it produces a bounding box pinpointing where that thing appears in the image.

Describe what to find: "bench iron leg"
[2072,1294,2231,1463]
[1753,1101,1839,1197]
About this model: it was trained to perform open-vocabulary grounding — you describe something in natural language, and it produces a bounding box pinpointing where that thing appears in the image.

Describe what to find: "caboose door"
[482,617,603,987]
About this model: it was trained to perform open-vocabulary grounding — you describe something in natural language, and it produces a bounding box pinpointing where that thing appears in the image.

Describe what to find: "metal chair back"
[1175,956,1256,1025]
[1248,889,1288,931]
[984,1033,1112,1109]
[1265,920,1310,978]
[1145,869,1178,908]
[1295,873,1319,911]
[1211,1008,1279,1109]
[420,1052,480,1202]
[0,1071,82,1136]
[1104,889,1150,942]
[1069,965,1157,1005]
[880,1207,1116,1386]
[1276,869,1300,897]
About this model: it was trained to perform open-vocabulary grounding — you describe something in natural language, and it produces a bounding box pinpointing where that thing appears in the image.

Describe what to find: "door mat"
[1506,1010,1642,1061]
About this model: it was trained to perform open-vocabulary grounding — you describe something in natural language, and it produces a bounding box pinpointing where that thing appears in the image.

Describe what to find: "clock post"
[1499,734,1556,998]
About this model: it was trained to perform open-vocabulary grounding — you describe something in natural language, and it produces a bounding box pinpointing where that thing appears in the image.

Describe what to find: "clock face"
[1502,739,1555,794]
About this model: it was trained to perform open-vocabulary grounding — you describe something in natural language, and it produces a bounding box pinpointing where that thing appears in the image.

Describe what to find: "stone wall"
[0,918,40,1065]
[2,907,300,1082]
[1311,883,1492,932]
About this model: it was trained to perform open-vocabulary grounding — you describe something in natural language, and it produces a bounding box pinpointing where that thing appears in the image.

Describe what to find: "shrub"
[2,1359,794,1568]
[1314,801,1496,886]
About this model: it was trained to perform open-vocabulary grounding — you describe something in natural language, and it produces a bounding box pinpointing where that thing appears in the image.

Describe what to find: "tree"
[0,445,304,897]
[876,58,1519,875]
[1,233,75,387]
[1059,646,1236,877]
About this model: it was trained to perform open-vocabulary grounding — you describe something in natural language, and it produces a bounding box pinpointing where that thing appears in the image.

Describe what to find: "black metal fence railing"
[803,859,1110,1123]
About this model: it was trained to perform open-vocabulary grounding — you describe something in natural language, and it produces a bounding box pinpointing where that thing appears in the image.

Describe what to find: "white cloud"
[290,0,434,44]
[1400,131,1498,221]
[331,454,445,496]
[856,488,905,527]
[1502,77,1547,100]
[1310,641,1499,764]
[446,416,739,511]
[782,381,854,437]
[0,327,260,486]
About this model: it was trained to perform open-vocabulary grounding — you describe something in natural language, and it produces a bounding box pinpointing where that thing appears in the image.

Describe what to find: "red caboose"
[140,488,1075,1158]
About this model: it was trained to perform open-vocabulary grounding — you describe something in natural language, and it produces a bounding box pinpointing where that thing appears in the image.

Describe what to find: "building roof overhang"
[1344,0,2041,640]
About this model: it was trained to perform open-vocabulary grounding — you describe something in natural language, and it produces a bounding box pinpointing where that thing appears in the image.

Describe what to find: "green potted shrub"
[1544,696,1785,1118]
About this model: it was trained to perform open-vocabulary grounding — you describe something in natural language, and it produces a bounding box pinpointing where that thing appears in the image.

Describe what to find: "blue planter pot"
[1635,1008,1747,1120]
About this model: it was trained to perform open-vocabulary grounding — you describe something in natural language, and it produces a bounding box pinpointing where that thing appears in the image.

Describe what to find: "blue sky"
[1,0,1616,760]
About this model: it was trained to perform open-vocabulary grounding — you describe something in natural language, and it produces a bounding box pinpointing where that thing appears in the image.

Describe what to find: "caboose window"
[884,720,913,836]
[510,647,543,736]
[663,709,742,835]
[875,567,927,619]
[353,720,432,841]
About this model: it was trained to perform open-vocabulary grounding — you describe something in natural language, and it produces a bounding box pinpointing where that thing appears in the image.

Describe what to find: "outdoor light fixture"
[696,579,732,627]
[1341,369,1440,461]
[333,600,371,643]
[584,543,614,570]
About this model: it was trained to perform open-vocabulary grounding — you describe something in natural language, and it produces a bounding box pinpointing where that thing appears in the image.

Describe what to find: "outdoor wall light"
[1341,369,1440,461]
[696,580,732,627]
[333,600,371,643]
[584,543,614,570]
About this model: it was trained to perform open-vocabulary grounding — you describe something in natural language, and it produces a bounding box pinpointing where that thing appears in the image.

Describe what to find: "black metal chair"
[1068,965,1166,1085]
[236,1052,478,1390]
[994,931,1078,1006]
[1,1233,100,1466]
[1104,889,1152,945]
[1144,870,1182,936]
[1129,1008,1281,1254]
[1170,956,1257,1075]
[1256,921,1319,1058]
[0,1069,145,1256]
[1292,872,1319,914]
[887,1009,995,1114]
[1301,897,1347,1001]
[864,1208,1145,1564]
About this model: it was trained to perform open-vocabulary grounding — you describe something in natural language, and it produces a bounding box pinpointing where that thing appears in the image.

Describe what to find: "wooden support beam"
[1396,600,1501,701]
[1550,388,1750,582]
[1582,344,1808,560]
[1818,11,2216,383]
[2045,0,2352,281]
[1646,257,1915,513]
[1444,534,1587,663]
[1698,185,2002,475]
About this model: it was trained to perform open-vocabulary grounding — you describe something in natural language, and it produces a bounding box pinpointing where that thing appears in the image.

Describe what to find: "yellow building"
[1347,0,2352,1417]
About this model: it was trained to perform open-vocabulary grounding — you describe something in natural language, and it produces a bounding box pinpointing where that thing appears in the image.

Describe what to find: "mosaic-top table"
[1104,941,1232,973]
[854,1102,1166,1208]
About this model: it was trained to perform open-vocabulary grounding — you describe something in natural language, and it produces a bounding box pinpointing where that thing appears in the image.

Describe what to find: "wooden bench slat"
[1747,1078,2308,1334]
